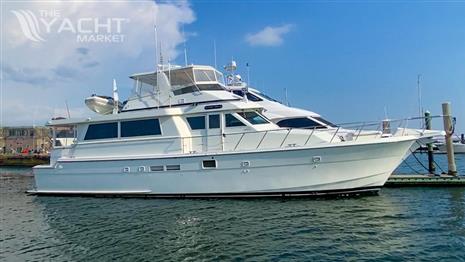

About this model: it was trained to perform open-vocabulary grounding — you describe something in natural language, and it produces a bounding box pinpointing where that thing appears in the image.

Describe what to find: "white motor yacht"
[31,64,437,197]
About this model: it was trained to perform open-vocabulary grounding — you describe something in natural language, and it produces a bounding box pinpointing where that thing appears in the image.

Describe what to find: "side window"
[246,93,262,102]
[209,115,220,129]
[187,116,206,130]
[121,119,161,137]
[232,90,244,97]
[84,122,118,140]
[277,117,326,129]
[225,114,246,127]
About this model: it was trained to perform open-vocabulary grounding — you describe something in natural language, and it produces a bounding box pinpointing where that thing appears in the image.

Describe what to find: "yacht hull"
[31,137,415,198]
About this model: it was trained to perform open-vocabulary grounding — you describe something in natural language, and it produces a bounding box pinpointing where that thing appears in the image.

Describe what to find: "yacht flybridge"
[31,63,438,197]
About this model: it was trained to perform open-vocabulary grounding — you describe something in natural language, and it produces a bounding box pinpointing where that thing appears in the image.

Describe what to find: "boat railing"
[54,115,447,156]
[176,115,446,153]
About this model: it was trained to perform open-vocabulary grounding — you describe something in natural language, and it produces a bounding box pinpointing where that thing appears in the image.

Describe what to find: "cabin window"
[202,160,217,169]
[84,122,118,140]
[238,112,269,125]
[121,119,162,137]
[209,115,220,129]
[225,114,246,127]
[215,71,225,85]
[170,69,194,87]
[187,116,206,130]
[194,69,216,82]
[277,117,327,129]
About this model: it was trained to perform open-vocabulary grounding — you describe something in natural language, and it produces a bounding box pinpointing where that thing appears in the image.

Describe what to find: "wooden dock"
[386,174,465,187]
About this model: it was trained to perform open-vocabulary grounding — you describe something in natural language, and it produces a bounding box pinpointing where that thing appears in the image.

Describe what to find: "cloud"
[1,0,196,126]
[53,65,77,79]
[2,65,52,85]
[76,47,89,55]
[245,24,294,47]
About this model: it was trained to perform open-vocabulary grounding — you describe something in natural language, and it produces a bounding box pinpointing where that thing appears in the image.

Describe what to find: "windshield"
[251,90,281,103]
[314,117,337,127]
[238,111,269,125]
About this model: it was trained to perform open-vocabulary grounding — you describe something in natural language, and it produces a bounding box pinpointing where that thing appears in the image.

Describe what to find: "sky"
[1,0,464,133]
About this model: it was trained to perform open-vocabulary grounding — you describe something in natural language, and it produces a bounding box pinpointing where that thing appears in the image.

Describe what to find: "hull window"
[187,116,206,130]
[150,165,164,172]
[121,119,162,137]
[166,165,181,171]
[84,122,118,140]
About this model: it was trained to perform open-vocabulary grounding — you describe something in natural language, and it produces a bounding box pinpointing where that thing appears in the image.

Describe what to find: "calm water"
[1,155,464,261]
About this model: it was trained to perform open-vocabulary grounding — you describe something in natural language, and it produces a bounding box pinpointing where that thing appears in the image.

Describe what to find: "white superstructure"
[31,64,436,197]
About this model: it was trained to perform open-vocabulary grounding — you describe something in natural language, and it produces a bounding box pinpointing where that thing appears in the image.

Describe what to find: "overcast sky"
[1,1,464,133]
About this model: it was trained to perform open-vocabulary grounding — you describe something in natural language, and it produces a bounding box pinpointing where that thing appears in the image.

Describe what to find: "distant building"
[0,127,51,154]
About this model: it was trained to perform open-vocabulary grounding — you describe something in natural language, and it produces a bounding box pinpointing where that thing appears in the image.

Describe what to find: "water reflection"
[1,166,464,261]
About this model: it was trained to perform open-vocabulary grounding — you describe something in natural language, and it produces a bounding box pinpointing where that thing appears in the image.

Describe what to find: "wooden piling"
[424,111,435,174]
[441,102,457,176]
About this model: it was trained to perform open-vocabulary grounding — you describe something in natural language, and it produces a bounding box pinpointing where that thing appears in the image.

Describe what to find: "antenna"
[246,62,250,86]
[417,74,423,128]
[213,40,217,69]
[284,88,289,106]
[183,25,188,66]
[113,79,119,114]
[417,74,422,117]
[159,41,164,69]
[65,100,71,118]
[154,25,159,71]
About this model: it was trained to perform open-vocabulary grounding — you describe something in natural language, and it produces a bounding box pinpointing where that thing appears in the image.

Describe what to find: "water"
[1,155,464,261]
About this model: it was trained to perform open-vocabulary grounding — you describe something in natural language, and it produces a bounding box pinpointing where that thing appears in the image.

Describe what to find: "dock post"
[425,111,435,174]
[441,102,457,176]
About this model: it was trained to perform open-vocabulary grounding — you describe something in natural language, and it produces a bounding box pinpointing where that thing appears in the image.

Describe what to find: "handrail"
[256,131,268,149]
[330,127,341,143]
[59,115,447,154]
[304,127,316,145]
[279,129,292,147]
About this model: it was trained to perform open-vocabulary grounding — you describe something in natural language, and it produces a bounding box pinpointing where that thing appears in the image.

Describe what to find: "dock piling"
[424,111,435,174]
[441,102,457,176]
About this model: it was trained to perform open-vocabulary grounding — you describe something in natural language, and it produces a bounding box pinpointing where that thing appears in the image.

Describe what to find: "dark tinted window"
[232,90,262,102]
[277,118,327,129]
[238,112,268,125]
[84,122,118,140]
[209,115,220,129]
[121,119,161,137]
[202,160,217,168]
[187,116,206,130]
[225,114,245,127]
